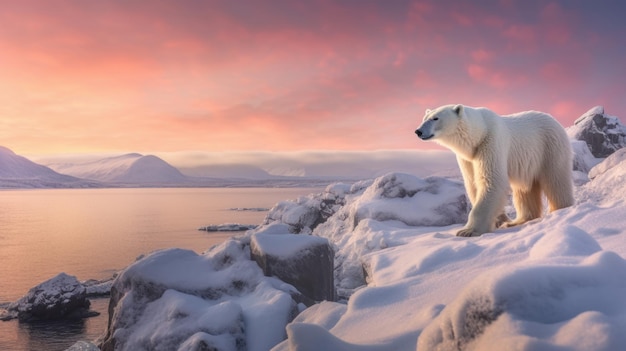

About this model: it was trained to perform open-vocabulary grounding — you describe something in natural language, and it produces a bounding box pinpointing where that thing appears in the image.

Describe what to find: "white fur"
[415,104,574,237]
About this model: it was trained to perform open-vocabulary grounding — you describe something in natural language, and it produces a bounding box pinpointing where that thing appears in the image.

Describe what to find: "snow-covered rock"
[83,277,115,297]
[251,233,335,304]
[100,241,300,351]
[577,148,626,205]
[567,106,626,158]
[199,223,258,232]
[65,341,101,351]
[417,250,626,350]
[316,173,468,296]
[258,173,468,298]
[589,147,626,180]
[571,140,600,173]
[4,273,97,322]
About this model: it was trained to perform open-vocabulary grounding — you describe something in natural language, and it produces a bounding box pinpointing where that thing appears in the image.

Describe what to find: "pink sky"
[1,0,625,155]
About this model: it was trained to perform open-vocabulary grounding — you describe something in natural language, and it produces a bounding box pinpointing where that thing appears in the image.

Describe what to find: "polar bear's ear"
[425,108,431,115]
[453,104,462,115]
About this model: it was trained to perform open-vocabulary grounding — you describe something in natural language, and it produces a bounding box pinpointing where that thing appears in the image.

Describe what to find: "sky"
[1,0,626,156]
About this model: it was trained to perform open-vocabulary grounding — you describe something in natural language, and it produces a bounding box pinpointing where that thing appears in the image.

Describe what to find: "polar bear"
[415,104,574,237]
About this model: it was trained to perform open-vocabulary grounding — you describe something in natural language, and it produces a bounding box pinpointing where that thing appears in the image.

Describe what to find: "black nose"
[415,129,422,137]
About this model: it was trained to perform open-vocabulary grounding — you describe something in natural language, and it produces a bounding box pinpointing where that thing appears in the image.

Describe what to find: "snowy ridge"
[0,146,97,188]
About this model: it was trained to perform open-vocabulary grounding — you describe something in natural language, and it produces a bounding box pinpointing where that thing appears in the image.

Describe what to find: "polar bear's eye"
[433,117,439,121]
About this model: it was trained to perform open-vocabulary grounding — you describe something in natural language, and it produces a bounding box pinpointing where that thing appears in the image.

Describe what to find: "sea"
[0,187,322,351]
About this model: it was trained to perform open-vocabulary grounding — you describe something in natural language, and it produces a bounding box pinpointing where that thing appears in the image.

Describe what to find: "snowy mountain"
[0,146,96,188]
[46,153,191,185]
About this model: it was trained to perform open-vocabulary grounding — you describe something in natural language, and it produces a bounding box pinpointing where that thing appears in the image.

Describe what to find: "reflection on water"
[1,298,108,351]
[18,319,88,351]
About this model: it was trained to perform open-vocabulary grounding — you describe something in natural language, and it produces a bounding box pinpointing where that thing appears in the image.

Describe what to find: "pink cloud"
[1,0,625,154]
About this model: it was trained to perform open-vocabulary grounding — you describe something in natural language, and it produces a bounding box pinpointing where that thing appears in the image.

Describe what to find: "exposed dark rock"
[568,106,626,158]
[198,223,258,232]
[4,273,98,322]
[250,234,335,305]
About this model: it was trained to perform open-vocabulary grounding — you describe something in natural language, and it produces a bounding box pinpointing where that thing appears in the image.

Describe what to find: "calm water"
[0,187,320,351]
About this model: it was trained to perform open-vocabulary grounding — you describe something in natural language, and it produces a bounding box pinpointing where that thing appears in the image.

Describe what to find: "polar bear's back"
[502,110,571,188]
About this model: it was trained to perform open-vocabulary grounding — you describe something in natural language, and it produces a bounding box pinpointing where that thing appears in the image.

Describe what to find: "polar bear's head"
[414,104,463,141]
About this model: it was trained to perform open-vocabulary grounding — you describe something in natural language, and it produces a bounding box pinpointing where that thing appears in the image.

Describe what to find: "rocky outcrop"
[198,223,258,232]
[100,242,300,351]
[567,106,626,158]
[254,173,469,298]
[2,273,98,322]
[251,234,335,305]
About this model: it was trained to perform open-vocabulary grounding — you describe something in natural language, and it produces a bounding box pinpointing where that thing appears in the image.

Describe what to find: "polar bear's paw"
[495,213,510,228]
[456,228,479,237]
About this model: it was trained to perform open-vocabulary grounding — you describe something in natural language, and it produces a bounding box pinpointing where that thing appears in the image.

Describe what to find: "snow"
[65,341,101,351]
[96,131,626,350]
[251,233,329,259]
[102,241,298,351]
[268,155,626,350]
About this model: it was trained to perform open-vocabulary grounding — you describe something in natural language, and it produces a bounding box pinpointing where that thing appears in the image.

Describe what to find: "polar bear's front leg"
[457,157,477,205]
[456,153,508,237]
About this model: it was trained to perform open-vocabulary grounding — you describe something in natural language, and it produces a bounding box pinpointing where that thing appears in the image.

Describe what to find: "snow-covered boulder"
[589,147,626,180]
[256,173,468,299]
[314,173,468,296]
[5,273,97,322]
[262,183,351,234]
[83,277,114,297]
[571,140,600,173]
[251,233,335,305]
[199,223,258,232]
[577,148,626,205]
[567,106,626,158]
[100,241,300,351]
[417,251,626,351]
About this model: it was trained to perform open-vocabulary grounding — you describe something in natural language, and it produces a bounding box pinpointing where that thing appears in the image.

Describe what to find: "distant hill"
[47,153,190,185]
[0,146,96,188]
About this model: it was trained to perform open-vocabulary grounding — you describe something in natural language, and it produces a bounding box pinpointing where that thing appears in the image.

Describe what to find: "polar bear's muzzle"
[415,129,434,140]
[415,120,436,140]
